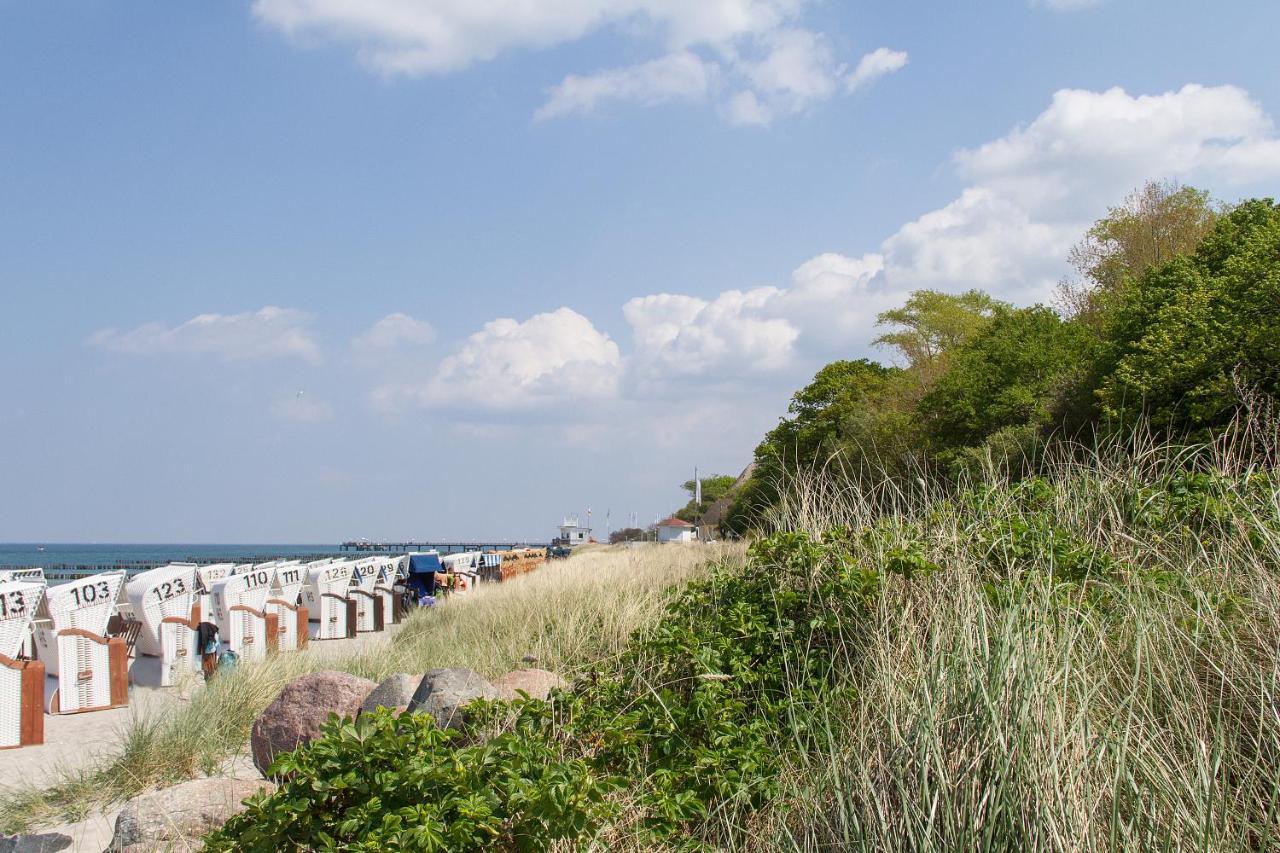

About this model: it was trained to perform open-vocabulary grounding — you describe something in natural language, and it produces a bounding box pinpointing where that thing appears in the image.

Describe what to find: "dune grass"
[707,419,1280,850]
[0,542,727,834]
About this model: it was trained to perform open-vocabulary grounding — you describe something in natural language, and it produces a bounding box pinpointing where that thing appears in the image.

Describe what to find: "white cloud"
[535,51,716,120]
[625,288,799,381]
[87,306,322,364]
[881,84,1280,301]
[846,47,908,92]
[401,307,621,410]
[351,312,435,353]
[253,1,905,125]
[1034,0,1105,10]
[271,392,334,423]
[252,0,802,75]
[618,83,1280,386]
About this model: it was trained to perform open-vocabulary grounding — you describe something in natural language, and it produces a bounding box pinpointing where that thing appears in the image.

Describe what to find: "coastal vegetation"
[198,183,1280,849]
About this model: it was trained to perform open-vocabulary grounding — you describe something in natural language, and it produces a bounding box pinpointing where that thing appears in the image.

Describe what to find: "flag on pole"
[694,466,701,505]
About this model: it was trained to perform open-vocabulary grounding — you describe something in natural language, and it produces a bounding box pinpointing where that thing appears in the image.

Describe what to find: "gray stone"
[406,668,500,729]
[360,672,421,715]
[492,668,568,701]
[250,670,376,776]
[109,776,273,852]
[0,833,70,852]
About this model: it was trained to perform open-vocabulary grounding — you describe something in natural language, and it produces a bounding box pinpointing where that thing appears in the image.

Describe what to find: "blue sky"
[2,0,1278,543]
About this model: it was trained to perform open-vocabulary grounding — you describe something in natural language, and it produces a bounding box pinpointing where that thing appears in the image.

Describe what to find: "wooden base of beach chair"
[46,633,128,715]
[0,656,45,747]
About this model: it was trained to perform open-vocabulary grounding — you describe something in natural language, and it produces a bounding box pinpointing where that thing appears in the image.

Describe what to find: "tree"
[722,360,900,533]
[920,306,1096,454]
[609,527,650,544]
[874,290,1008,386]
[1096,198,1280,432]
[1057,181,1220,323]
[674,475,738,522]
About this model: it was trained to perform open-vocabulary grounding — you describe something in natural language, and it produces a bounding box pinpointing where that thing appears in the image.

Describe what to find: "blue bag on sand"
[217,650,239,673]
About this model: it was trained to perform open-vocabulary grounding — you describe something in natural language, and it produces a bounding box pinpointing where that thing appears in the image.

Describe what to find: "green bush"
[207,531,882,849]
[204,709,615,851]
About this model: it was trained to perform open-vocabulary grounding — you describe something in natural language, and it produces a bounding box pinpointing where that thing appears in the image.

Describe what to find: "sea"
[0,543,349,570]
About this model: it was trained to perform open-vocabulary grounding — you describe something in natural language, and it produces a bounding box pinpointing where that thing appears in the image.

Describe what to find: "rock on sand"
[250,670,375,776]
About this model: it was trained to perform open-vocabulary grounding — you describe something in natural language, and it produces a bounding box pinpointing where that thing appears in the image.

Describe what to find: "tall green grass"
[0,542,725,834]
[723,407,1280,850]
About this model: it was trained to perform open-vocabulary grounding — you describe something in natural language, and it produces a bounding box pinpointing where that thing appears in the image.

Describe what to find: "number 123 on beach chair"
[127,563,200,688]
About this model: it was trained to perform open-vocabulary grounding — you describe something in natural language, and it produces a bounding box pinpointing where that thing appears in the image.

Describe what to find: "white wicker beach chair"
[264,561,307,652]
[302,561,356,640]
[373,558,400,625]
[191,563,233,625]
[126,564,199,688]
[348,559,384,633]
[0,579,47,747]
[34,572,129,714]
[210,564,276,661]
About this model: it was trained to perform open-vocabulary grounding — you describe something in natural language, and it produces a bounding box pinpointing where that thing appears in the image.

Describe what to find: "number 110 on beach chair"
[211,564,278,662]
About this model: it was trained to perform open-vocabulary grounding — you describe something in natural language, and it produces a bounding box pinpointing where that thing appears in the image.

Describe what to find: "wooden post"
[265,612,280,655]
[108,638,129,708]
[21,660,44,746]
[297,607,309,649]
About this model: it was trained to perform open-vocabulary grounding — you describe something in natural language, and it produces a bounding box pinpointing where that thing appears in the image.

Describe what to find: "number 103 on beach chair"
[34,572,129,715]
[127,564,199,688]
[0,579,46,746]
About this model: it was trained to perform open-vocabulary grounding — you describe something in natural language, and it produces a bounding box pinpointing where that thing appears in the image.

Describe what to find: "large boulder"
[0,833,70,852]
[109,777,273,852]
[406,668,499,729]
[360,673,421,715]
[492,668,568,701]
[250,670,375,776]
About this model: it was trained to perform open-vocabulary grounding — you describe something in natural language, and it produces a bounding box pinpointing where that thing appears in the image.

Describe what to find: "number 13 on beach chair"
[0,579,47,746]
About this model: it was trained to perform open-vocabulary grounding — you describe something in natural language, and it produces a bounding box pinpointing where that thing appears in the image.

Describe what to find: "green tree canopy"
[1058,181,1221,323]
[874,289,1008,382]
[1098,198,1280,432]
[920,306,1096,453]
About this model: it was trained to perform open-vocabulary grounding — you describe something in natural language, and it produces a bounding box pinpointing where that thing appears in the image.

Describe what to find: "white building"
[656,516,696,544]
[558,516,592,547]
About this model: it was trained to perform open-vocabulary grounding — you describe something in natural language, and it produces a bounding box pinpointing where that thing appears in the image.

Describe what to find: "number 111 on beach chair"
[265,562,308,652]
[0,579,47,747]
[33,572,129,715]
[127,563,200,688]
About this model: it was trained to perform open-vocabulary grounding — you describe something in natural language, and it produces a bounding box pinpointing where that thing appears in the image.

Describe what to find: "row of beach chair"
[0,556,410,749]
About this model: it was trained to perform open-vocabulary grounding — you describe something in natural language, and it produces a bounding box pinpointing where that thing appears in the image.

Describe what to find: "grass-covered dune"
[0,542,723,834]
[203,418,1280,851]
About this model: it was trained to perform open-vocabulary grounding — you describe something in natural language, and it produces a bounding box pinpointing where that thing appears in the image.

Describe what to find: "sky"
[2,0,1279,544]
